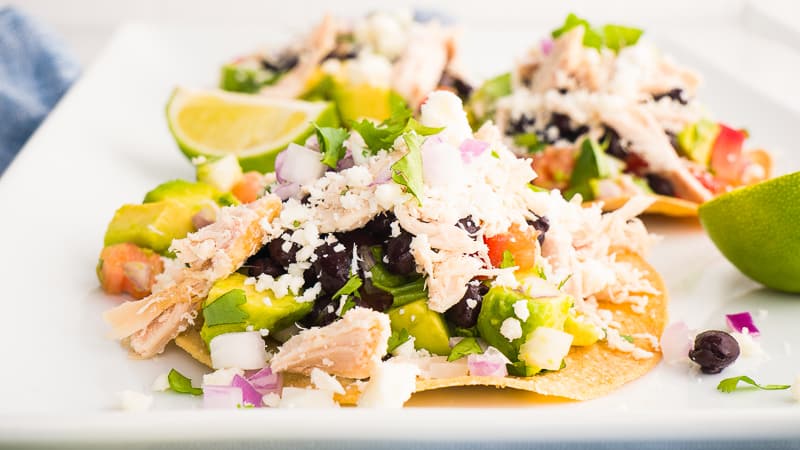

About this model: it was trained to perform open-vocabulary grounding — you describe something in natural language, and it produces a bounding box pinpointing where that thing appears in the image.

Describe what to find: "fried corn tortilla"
[175,250,667,404]
[596,195,699,217]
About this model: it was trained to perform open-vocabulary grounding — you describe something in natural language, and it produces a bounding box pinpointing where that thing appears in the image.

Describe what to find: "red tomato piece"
[710,124,747,183]
[484,225,539,270]
[232,171,266,203]
[98,243,164,299]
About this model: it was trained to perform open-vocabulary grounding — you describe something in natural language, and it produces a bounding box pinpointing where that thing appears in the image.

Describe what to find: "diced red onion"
[272,182,300,201]
[202,385,243,409]
[725,312,760,336]
[231,374,263,407]
[370,167,392,186]
[467,347,509,377]
[122,262,151,292]
[458,139,489,163]
[275,143,326,186]
[540,38,554,55]
[660,321,693,364]
[247,367,282,395]
[336,148,354,171]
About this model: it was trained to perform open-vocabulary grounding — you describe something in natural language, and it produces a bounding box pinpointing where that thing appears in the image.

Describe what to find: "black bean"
[261,53,299,73]
[652,88,688,105]
[456,216,480,238]
[267,237,299,268]
[356,278,394,312]
[689,330,740,374]
[444,279,486,328]
[299,294,337,328]
[240,255,285,278]
[527,216,549,246]
[438,72,474,99]
[364,212,396,241]
[335,228,381,248]
[601,127,629,160]
[312,242,352,294]
[385,231,416,275]
[506,114,536,136]
[645,173,676,196]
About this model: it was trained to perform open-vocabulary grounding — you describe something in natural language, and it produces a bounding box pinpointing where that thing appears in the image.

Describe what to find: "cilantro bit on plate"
[716,375,791,394]
[167,369,203,395]
[447,337,484,362]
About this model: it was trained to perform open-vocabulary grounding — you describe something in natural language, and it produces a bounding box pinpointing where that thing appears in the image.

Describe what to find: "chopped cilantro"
[507,361,539,377]
[551,13,642,53]
[350,93,442,154]
[527,183,548,193]
[203,289,249,327]
[237,403,256,409]
[500,250,516,269]
[513,133,546,154]
[315,125,350,169]
[387,328,411,353]
[621,334,635,343]
[717,376,791,394]
[447,337,483,362]
[333,274,362,299]
[292,220,301,228]
[392,132,425,205]
[557,274,573,290]
[340,296,358,316]
[535,265,547,280]
[167,369,203,395]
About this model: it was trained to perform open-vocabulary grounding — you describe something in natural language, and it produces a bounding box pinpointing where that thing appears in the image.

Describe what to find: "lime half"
[699,171,800,293]
[166,87,338,173]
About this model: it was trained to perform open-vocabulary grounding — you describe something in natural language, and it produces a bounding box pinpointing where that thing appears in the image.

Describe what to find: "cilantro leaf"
[387,328,411,353]
[500,250,516,269]
[551,13,642,53]
[203,289,249,327]
[333,274,362,299]
[535,265,547,280]
[350,94,442,154]
[447,337,483,362]
[557,274,573,290]
[315,125,350,168]
[602,24,643,52]
[621,334,635,343]
[168,369,203,395]
[513,133,546,154]
[717,376,791,394]
[392,132,425,205]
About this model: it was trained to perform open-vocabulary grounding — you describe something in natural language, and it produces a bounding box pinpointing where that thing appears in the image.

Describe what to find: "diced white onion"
[209,331,268,370]
[278,387,337,408]
[519,327,573,371]
[276,143,326,186]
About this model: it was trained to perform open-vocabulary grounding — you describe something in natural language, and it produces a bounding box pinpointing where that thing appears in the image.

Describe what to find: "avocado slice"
[388,299,451,356]
[565,138,619,201]
[103,200,195,254]
[563,312,604,346]
[219,64,282,94]
[476,286,572,362]
[200,273,314,344]
[143,179,238,211]
[677,119,720,167]
[330,80,394,124]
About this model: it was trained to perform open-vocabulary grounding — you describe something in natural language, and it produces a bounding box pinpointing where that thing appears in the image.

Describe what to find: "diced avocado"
[388,299,451,356]
[330,80,393,123]
[200,273,314,344]
[563,313,603,346]
[143,179,239,211]
[677,119,720,167]
[565,138,619,201]
[103,200,195,254]
[196,155,243,193]
[476,286,572,362]
[219,64,281,94]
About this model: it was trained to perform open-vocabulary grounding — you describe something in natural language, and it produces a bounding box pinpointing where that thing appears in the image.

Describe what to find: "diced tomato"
[624,153,649,177]
[97,243,164,299]
[484,225,539,270]
[709,124,747,183]
[531,146,576,191]
[231,171,266,203]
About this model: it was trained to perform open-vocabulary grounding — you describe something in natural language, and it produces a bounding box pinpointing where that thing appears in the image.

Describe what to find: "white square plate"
[1,23,799,448]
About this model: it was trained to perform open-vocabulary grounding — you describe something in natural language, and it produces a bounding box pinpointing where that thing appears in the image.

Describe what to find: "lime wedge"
[166,87,338,172]
[699,171,800,293]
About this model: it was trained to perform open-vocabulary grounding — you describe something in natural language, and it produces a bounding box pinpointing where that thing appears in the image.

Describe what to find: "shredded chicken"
[270,307,391,379]
[391,23,452,109]
[259,14,338,99]
[527,27,614,94]
[104,196,281,358]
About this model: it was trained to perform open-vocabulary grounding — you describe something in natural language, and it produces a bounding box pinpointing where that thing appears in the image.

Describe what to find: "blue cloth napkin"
[0,7,79,175]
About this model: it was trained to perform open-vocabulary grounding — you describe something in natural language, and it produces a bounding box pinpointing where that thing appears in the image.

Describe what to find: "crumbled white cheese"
[202,368,245,387]
[310,368,346,395]
[466,299,478,309]
[116,390,153,412]
[333,243,346,252]
[513,300,530,321]
[357,362,420,408]
[279,387,337,408]
[259,328,270,337]
[297,282,322,303]
[389,220,401,238]
[731,331,766,358]
[500,318,523,341]
[151,373,170,392]
[262,392,281,408]
[492,269,520,289]
[419,91,473,146]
